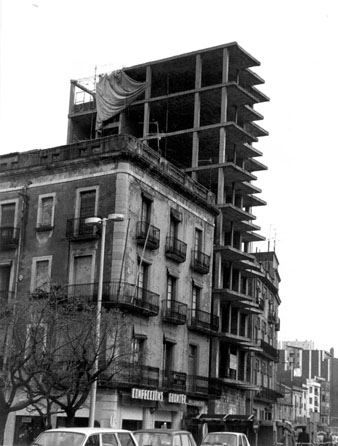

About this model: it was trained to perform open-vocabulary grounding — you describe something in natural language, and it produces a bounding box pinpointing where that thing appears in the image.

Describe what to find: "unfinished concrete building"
[67,42,271,426]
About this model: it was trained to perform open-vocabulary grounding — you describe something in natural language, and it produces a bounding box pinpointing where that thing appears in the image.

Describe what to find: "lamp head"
[108,213,125,221]
[85,217,102,226]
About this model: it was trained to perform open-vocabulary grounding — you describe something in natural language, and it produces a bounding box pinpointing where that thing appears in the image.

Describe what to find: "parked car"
[32,427,138,446]
[133,429,197,446]
[200,432,251,446]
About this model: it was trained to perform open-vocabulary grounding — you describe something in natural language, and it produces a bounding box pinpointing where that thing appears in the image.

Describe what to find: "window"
[75,187,98,234]
[167,275,177,306]
[194,228,203,252]
[31,256,52,292]
[37,194,55,229]
[169,210,181,239]
[163,340,175,376]
[141,194,152,224]
[131,337,145,365]
[69,252,95,300]
[85,435,100,446]
[191,284,200,317]
[0,264,11,292]
[0,201,17,227]
[0,200,18,241]
[72,254,94,284]
[137,261,150,299]
[188,344,198,376]
[102,434,118,446]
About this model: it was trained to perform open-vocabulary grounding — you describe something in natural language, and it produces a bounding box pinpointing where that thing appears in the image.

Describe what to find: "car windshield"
[134,433,173,446]
[32,431,85,446]
[202,433,237,446]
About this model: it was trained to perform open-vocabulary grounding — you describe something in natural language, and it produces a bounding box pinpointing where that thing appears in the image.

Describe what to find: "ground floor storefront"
[4,387,208,446]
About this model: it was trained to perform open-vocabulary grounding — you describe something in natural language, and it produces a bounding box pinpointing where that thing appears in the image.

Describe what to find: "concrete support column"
[97,390,119,428]
[172,410,184,429]
[142,408,155,428]
[142,66,152,138]
[192,54,202,181]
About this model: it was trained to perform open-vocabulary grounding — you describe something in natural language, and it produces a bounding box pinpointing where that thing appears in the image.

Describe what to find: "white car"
[32,427,138,446]
[201,432,251,446]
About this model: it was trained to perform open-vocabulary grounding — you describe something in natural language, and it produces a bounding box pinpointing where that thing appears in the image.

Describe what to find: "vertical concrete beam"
[67,81,76,144]
[143,66,152,138]
[192,54,202,181]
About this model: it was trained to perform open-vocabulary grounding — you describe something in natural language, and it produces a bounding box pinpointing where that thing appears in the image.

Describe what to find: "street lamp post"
[85,213,124,427]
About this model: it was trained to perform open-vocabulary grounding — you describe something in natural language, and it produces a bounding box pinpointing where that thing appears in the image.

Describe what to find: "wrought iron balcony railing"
[66,218,100,241]
[186,374,210,396]
[136,221,160,250]
[162,299,187,325]
[30,281,160,317]
[260,339,279,361]
[0,227,20,249]
[162,370,187,392]
[188,308,219,334]
[191,249,210,274]
[255,383,285,401]
[100,363,160,389]
[165,235,187,263]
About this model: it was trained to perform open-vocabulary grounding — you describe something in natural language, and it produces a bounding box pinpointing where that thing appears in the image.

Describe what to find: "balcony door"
[0,265,11,301]
[71,254,94,302]
[163,339,174,384]
[76,188,97,235]
[0,202,16,239]
[188,344,197,376]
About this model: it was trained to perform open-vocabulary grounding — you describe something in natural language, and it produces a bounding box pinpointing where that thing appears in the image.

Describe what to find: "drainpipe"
[3,182,30,369]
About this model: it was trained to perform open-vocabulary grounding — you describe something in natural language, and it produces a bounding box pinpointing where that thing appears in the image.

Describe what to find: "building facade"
[0,135,219,444]
[251,251,282,423]
[1,42,273,443]
[67,42,270,425]
[278,344,335,432]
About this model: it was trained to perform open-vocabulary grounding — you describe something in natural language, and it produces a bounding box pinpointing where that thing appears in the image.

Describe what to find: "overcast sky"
[1,0,338,353]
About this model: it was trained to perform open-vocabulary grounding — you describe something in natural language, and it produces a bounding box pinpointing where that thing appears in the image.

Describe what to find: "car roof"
[204,432,243,437]
[134,429,191,434]
[42,428,133,434]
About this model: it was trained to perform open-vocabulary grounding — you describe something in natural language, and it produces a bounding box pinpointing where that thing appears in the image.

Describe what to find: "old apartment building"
[0,42,281,443]
[0,135,218,444]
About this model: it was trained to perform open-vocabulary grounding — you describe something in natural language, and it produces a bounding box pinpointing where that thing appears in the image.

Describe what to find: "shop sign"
[168,393,186,404]
[131,388,164,401]
[131,388,186,404]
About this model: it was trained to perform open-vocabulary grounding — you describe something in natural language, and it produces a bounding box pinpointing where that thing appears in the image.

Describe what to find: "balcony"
[255,384,284,402]
[191,250,210,274]
[260,339,279,361]
[66,218,100,241]
[0,227,20,249]
[186,375,210,397]
[31,281,160,317]
[100,363,160,389]
[136,221,160,250]
[162,299,187,325]
[268,310,278,324]
[219,366,257,391]
[162,370,186,392]
[165,236,187,263]
[188,309,219,334]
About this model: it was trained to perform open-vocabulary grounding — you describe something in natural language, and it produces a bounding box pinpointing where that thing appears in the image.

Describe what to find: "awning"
[225,414,254,422]
[133,322,148,339]
[197,414,227,422]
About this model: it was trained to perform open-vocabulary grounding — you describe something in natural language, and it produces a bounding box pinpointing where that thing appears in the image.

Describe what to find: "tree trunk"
[0,407,10,446]
[65,411,77,427]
